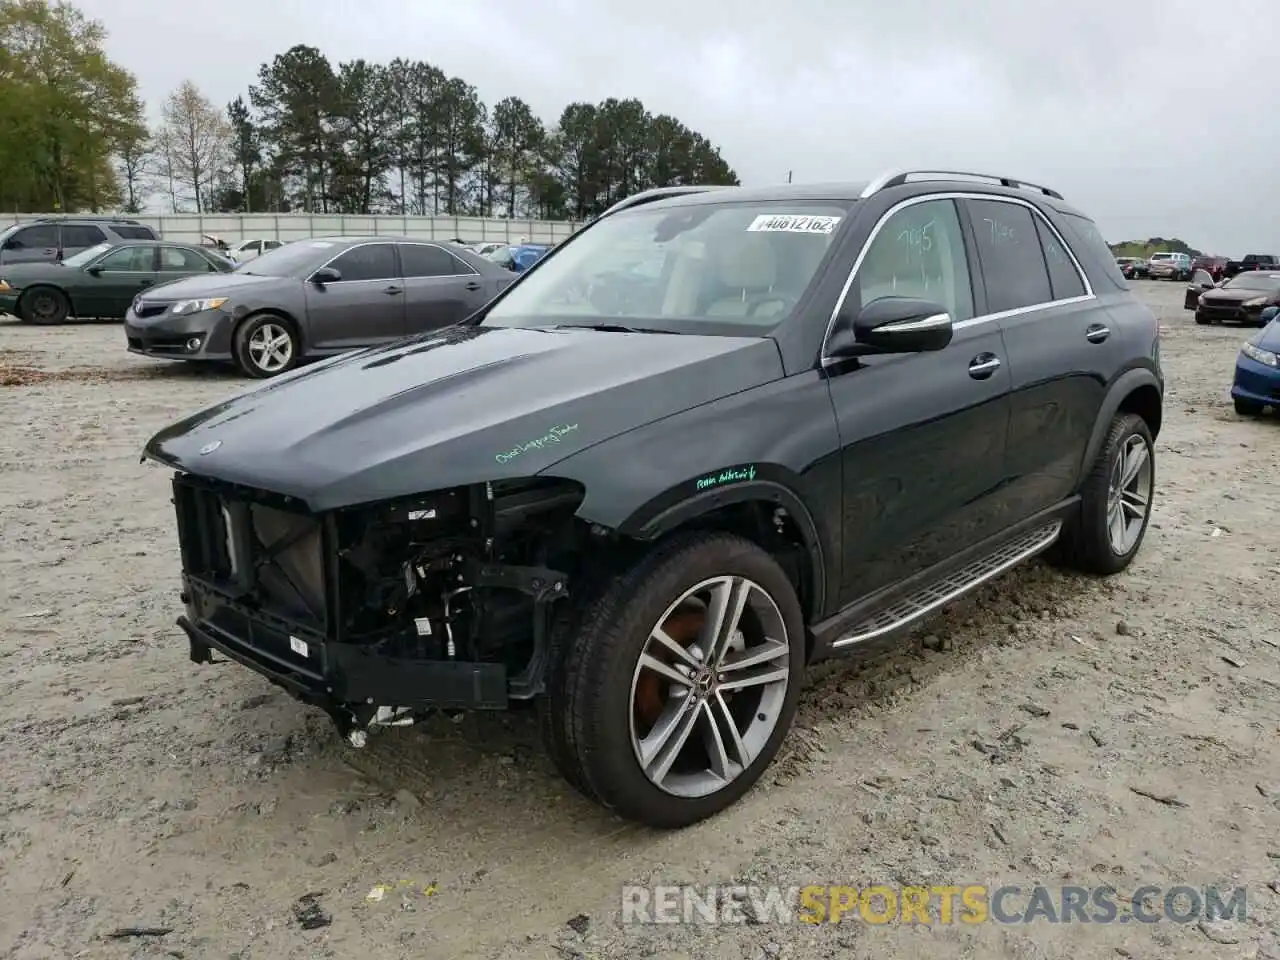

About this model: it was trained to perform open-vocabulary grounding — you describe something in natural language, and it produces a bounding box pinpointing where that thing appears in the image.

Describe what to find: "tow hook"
[334,705,415,749]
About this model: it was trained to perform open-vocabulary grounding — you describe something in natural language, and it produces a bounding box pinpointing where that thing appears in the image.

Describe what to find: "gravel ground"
[1,282,1278,960]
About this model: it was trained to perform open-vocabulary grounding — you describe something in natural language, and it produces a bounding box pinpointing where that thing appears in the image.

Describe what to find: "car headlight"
[1241,341,1279,367]
[171,297,229,316]
[1243,297,1269,307]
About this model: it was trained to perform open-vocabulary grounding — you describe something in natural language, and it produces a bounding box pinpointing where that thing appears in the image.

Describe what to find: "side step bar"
[831,520,1063,649]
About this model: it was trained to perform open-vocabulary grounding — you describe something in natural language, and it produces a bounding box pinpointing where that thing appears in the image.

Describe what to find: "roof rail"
[28,214,143,224]
[596,185,734,219]
[859,169,1064,201]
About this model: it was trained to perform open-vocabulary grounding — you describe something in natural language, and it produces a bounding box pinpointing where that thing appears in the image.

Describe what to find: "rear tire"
[538,532,805,828]
[1233,397,1264,416]
[233,313,299,378]
[1052,413,1155,576]
[19,286,70,325]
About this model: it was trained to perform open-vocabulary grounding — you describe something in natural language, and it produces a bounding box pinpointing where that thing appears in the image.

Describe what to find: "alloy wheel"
[247,322,293,373]
[1106,434,1152,555]
[628,575,791,799]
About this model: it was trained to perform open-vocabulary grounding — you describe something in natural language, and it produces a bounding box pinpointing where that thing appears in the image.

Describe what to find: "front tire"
[539,532,805,828]
[1234,397,1264,416]
[1053,413,1155,575]
[233,313,299,378]
[19,286,70,325]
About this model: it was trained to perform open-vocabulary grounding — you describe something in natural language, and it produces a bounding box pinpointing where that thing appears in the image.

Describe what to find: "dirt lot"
[1,283,1278,960]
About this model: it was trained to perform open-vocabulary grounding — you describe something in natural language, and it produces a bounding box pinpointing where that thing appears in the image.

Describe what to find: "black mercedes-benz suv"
[143,169,1163,829]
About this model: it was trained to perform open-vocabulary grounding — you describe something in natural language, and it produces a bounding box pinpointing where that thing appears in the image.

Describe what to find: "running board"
[831,521,1063,649]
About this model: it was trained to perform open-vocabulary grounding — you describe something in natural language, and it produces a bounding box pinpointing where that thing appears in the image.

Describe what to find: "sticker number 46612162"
[746,214,842,234]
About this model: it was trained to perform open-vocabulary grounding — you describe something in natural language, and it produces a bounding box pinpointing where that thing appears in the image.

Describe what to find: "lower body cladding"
[170,472,584,745]
[125,307,235,362]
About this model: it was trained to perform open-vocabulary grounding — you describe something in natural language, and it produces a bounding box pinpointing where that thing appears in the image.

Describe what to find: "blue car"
[485,243,550,274]
[1232,304,1280,415]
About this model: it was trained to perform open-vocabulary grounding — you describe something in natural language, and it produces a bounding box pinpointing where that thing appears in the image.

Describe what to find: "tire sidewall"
[23,287,69,325]
[1094,416,1155,568]
[234,314,299,378]
[582,536,805,826]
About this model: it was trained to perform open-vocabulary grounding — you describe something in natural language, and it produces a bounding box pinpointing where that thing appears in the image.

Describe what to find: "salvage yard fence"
[3,212,585,246]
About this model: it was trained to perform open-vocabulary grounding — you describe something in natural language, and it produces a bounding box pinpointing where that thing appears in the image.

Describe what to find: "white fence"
[3,213,584,246]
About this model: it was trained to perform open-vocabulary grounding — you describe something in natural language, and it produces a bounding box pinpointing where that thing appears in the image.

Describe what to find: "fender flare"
[619,479,827,618]
[1081,366,1162,473]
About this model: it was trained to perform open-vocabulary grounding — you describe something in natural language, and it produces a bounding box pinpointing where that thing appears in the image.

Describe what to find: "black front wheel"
[19,286,70,325]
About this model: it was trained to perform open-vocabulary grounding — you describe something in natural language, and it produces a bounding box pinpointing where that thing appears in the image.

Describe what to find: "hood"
[1202,288,1275,303]
[0,261,74,283]
[136,272,288,300]
[1255,318,1280,351]
[143,324,784,511]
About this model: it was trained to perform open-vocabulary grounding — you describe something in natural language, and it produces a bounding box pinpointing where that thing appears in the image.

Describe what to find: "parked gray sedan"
[123,235,515,377]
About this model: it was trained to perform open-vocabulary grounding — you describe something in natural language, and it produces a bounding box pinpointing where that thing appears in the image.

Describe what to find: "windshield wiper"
[555,322,670,334]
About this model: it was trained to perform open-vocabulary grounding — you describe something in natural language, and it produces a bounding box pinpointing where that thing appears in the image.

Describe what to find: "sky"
[75,0,1276,254]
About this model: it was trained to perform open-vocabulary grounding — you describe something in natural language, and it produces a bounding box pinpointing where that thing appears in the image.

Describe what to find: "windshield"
[1224,272,1280,291]
[62,242,112,267]
[482,200,849,333]
[233,239,332,276]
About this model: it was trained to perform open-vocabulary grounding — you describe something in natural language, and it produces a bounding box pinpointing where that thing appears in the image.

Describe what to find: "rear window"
[113,225,157,239]
[1058,212,1129,288]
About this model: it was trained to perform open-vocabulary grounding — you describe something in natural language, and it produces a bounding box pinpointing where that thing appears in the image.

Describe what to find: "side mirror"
[828,297,954,358]
[311,267,341,285]
[87,265,103,276]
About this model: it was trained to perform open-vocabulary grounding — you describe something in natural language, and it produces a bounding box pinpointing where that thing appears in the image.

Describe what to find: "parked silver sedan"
[123,235,515,378]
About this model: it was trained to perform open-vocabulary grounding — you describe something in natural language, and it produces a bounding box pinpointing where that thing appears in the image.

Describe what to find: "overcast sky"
[75,0,1273,253]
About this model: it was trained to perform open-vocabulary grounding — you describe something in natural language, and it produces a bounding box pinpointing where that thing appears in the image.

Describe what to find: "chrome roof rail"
[859,169,1064,201]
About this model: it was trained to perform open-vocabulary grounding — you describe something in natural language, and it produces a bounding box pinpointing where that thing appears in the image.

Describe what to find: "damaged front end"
[170,472,588,744]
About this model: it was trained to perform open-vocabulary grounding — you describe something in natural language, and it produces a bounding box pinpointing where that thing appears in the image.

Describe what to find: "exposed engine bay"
[172,473,594,743]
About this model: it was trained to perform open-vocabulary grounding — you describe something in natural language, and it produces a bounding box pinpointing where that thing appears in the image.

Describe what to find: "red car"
[1191,256,1227,281]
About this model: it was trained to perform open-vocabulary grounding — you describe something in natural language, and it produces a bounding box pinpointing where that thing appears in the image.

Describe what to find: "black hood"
[143,325,784,511]
[1202,288,1276,303]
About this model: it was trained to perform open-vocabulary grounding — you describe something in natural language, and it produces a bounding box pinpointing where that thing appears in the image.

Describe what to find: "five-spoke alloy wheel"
[234,313,299,378]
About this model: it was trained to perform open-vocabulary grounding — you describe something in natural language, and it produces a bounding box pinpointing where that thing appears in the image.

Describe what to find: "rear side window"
[62,224,106,247]
[965,199,1052,313]
[1033,216,1087,300]
[400,243,476,277]
[113,225,157,239]
[1059,212,1129,288]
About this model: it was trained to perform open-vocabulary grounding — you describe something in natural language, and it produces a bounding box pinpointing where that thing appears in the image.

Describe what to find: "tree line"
[0,0,740,221]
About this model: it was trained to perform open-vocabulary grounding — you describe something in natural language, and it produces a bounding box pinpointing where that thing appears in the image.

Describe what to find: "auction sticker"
[747,214,842,234]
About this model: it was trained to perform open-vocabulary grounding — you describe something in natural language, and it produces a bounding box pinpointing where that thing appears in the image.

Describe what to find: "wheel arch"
[232,305,305,352]
[1081,367,1163,474]
[610,478,828,627]
[17,283,73,320]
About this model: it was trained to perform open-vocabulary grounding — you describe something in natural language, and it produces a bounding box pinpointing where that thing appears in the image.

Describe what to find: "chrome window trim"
[308,240,400,284]
[397,241,479,278]
[820,191,1095,366]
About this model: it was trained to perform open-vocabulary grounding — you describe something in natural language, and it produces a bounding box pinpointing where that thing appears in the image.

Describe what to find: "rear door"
[60,223,107,259]
[303,242,406,350]
[958,197,1104,525]
[826,195,1013,605]
[397,242,494,333]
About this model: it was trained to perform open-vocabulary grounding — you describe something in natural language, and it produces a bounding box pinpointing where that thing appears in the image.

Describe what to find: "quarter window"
[966,199,1052,313]
[327,243,397,282]
[96,245,154,271]
[399,243,475,278]
[1033,216,1087,300]
[854,198,975,322]
[62,224,106,247]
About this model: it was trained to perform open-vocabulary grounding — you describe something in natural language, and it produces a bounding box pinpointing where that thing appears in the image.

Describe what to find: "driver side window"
[855,199,975,322]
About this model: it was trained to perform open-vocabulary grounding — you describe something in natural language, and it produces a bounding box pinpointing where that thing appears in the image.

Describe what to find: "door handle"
[1085,324,1110,343]
[968,354,1002,379]
[383,285,403,296]
[139,280,153,287]
[464,281,482,291]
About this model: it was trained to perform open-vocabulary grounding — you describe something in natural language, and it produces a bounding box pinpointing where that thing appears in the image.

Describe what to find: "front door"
[78,243,160,316]
[0,223,60,266]
[303,242,405,350]
[959,197,1108,523]
[397,242,493,333]
[825,196,1013,605]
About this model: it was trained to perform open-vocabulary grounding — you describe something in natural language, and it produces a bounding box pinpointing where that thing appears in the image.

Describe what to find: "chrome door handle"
[968,355,1001,379]
[1085,324,1110,343]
